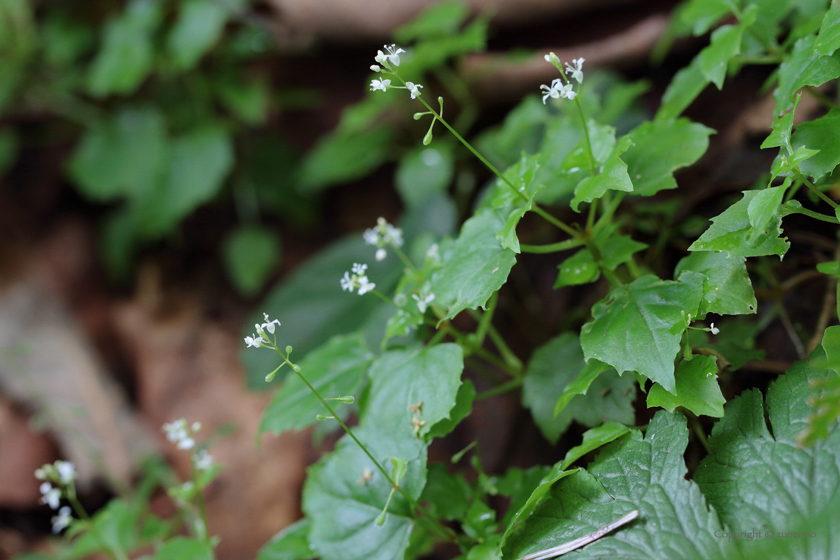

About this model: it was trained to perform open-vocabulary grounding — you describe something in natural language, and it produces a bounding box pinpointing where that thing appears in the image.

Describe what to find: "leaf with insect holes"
[689,191,789,258]
[675,251,756,317]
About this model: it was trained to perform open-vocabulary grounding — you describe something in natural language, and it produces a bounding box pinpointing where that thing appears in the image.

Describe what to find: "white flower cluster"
[341,263,376,295]
[364,217,404,261]
[540,54,584,104]
[35,460,76,532]
[244,313,281,348]
[163,418,201,450]
[369,44,424,100]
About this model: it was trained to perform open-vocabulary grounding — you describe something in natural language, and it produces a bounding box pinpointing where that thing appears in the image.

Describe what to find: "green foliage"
[580,274,704,393]
[647,355,726,417]
[223,225,281,296]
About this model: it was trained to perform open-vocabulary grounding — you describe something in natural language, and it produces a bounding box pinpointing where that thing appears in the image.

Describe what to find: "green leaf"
[396,144,455,208]
[559,421,631,469]
[799,329,840,445]
[697,23,744,89]
[135,125,234,236]
[364,344,464,440]
[761,93,800,151]
[622,118,713,196]
[68,499,143,557]
[216,76,270,125]
[255,519,314,560]
[570,137,634,212]
[502,411,737,560]
[680,0,732,35]
[709,318,765,370]
[675,251,757,316]
[580,273,704,393]
[223,226,281,296]
[260,333,373,435]
[647,355,725,417]
[656,57,709,122]
[244,236,401,389]
[69,107,168,201]
[775,36,840,114]
[304,344,463,560]
[298,127,395,192]
[553,359,611,418]
[87,0,162,96]
[394,0,469,42]
[168,0,230,71]
[420,463,472,521]
[790,107,840,180]
[523,333,634,444]
[554,249,600,288]
[431,211,517,321]
[554,234,647,289]
[689,190,790,258]
[694,361,840,559]
[747,184,788,238]
[815,1,840,56]
[425,379,475,441]
[155,537,214,560]
[476,96,548,169]
[497,466,551,526]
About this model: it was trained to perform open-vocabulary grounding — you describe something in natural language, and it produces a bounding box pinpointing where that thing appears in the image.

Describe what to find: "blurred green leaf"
[815,1,840,56]
[88,0,162,96]
[255,519,314,560]
[168,0,231,71]
[298,127,395,193]
[523,333,635,444]
[223,225,281,296]
[154,537,214,560]
[260,333,373,435]
[69,106,168,201]
[396,144,455,208]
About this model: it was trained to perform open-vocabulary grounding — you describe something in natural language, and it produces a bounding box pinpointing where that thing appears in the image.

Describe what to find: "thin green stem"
[369,289,397,307]
[67,489,128,560]
[781,205,839,224]
[475,378,523,400]
[190,458,212,550]
[531,206,581,238]
[485,324,523,375]
[277,348,457,543]
[470,345,520,378]
[796,171,838,209]
[520,238,584,253]
[687,414,712,455]
[391,243,416,273]
[573,96,598,177]
[474,292,498,346]
[586,200,597,232]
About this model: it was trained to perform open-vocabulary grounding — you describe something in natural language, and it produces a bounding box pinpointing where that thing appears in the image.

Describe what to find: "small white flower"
[40,482,61,510]
[540,79,576,104]
[352,263,368,275]
[375,248,387,261]
[357,276,376,295]
[51,506,72,533]
[384,223,403,247]
[370,78,391,92]
[565,58,584,83]
[375,50,388,65]
[244,335,264,348]
[194,449,213,471]
[363,228,379,246]
[261,313,281,334]
[406,82,423,99]
[55,461,75,485]
[412,293,435,314]
[383,44,405,66]
[370,64,381,72]
[710,323,720,335]
[425,243,439,262]
[163,419,196,450]
[340,272,354,292]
